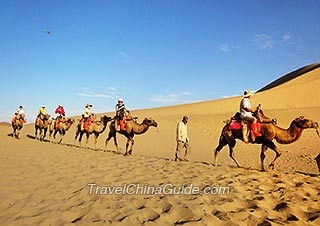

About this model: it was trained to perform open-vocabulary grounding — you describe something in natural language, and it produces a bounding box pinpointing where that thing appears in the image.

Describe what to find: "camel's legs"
[78,132,84,147]
[35,127,38,140]
[48,130,53,141]
[94,134,99,150]
[260,145,268,171]
[222,132,240,167]
[74,128,80,146]
[39,129,43,141]
[229,144,240,167]
[53,130,58,139]
[213,135,229,166]
[113,134,120,152]
[85,133,89,148]
[128,139,134,155]
[124,139,130,156]
[58,131,64,144]
[43,128,47,141]
[264,140,281,170]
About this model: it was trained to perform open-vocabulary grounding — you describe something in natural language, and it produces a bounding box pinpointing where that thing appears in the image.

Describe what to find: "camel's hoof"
[261,168,266,172]
[269,164,275,170]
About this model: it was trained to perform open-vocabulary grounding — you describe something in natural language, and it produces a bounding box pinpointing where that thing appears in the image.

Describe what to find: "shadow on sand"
[7,133,14,137]
[26,134,50,143]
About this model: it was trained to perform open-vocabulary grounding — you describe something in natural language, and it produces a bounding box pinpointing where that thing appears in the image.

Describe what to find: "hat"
[58,104,63,107]
[183,115,189,121]
[19,106,23,109]
[243,90,253,98]
[41,105,46,108]
[118,98,124,102]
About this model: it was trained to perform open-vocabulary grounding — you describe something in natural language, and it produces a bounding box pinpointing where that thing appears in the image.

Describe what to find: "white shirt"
[84,107,91,118]
[176,121,189,142]
[17,108,25,115]
[240,97,252,118]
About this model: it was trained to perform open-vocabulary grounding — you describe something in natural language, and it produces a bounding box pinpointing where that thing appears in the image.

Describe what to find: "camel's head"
[294,116,319,130]
[67,118,75,124]
[143,117,158,127]
[101,115,113,124]
[45,114,50,120]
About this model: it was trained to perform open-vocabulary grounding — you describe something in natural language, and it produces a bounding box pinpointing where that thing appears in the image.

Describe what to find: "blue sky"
[1,0,319,122]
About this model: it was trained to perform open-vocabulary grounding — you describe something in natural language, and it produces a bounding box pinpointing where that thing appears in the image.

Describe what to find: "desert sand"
[1,63,320,225]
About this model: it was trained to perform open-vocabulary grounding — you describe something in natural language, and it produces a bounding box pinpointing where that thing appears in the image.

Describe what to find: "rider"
[12,106,26,124]
[36,105,47,125]
[115,98,128,131]
[81,104,93,130]
[240,90,261,143]
[38,105,46,116]
[17,106,25,120]
[54,104,66,127]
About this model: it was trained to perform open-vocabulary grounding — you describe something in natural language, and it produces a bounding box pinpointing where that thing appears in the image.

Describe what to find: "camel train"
[11,101,319,172]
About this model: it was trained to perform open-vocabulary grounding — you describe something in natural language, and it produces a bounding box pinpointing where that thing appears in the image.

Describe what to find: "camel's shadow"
[26,134,50,142]
[7,133,14,137]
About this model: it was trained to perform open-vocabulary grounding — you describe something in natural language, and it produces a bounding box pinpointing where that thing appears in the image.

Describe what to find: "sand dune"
[0,125,319,225]
[1,63,320,225]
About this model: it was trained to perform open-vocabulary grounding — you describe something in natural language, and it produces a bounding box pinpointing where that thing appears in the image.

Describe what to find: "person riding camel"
[54,104,66,128]
[115,98,128,131]
[36,105,48,126]
[38,105,46,119]
[17,106,25,118]
[81,104,93,131]
[12,106,26,124]
[240,90,261,143]
[38,105,46,117]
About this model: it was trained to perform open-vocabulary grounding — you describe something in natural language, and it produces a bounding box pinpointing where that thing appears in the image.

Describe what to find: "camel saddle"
[55,118,63,129]
[84,118,92,131]
[119,119,126,131]
[228,112,261,133]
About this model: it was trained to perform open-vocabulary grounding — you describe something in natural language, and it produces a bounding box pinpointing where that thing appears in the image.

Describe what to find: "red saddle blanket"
[119,119,126,131]
[80,118,92,131]
[228,120,261,132]
[228,121,242,130]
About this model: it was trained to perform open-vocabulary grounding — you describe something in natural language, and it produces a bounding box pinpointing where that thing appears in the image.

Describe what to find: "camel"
[74,115,112,149]
[49,118,75,144]
[35,114,50,141]
[214,114,320,171]
[105,117,158,156]
[11,115,25,139]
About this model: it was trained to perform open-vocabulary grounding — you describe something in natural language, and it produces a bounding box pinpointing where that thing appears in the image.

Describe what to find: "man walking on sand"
[175,116,190,161]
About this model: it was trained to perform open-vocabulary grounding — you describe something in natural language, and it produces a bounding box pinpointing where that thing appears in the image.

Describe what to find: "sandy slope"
[26,65,319,173]
[0,125,319,225]
[1,63,320,225]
